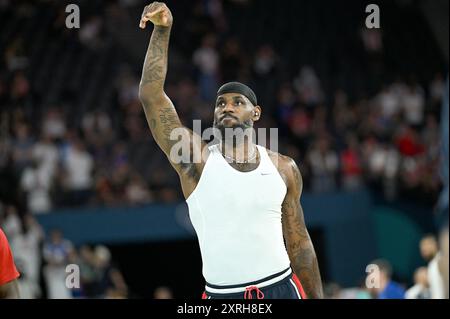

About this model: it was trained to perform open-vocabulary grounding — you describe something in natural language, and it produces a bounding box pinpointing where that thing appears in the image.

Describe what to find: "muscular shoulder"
[266,149,303,193]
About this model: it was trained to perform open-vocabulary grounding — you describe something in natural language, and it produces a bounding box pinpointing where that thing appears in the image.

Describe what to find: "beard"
[212,117,254,146]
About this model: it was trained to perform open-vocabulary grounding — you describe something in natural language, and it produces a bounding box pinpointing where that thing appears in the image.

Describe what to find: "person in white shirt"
[405,267,430,299]
[21,159,52,213]
[419,234,445,299]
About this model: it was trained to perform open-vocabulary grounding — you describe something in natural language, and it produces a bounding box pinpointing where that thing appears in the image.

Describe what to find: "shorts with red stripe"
[201,267,307,299]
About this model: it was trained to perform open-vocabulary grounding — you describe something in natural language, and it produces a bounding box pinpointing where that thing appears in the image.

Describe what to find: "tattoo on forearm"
[141,26,170,87]
[282,162,324,299]
[138,20,204,182]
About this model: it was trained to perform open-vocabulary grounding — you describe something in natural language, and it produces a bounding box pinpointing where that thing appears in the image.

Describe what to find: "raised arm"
[138,2,205,176]
[281,157,324,299]
[138,2,180,154]
[139,2,208,198]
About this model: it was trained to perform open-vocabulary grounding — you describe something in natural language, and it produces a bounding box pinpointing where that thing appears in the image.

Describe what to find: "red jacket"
[0,229,20,285]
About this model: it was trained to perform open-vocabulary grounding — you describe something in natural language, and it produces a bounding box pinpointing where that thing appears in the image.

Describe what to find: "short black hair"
[371,259,393,277]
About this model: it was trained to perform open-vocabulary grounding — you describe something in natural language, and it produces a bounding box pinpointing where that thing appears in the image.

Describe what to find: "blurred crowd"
[0,0,446,216]
[323,233,446,299]
[0,205,128,298]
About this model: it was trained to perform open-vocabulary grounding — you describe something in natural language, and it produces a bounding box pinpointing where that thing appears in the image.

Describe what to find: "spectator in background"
[310,105,328,136]
[251,44,279,102]
[92,245,128,298]
[32,132,59,182]
[125,173,153,205]
[94,174,116,206]
[82,110,113,147]
[402,83,425,127]
[340,134,363,191]
[42,229,74,299]
[174,78,202,120]
[323,282,342,299]
[10,214,43,298]
[293,65,324,107]
[369,259,405,299]
[405,267,430,299]
[21,158,53,213]
[395,125,425,191]
[360,27,383,53]
[0,204,21,240]
[253,44,278,78]
[153,286,174,299]
[62,138,94,207]
[333,90,356,135]
[12,122,33,171]
[276,84,296,127]
[11,71,30,103]
[4,37,28,72]
[220,37,243,83]
[429,73,445,108]
[193,33,219,102]
[117,70,140,108]
[42,108,66,142]
[76,245,98,298]
[79,15,104,50]
[377,85,401,120]
[204,0,227,33]
[307,137,339,193]
[419,234,445,299]
[288,106,312,146]
[421,115,440,158]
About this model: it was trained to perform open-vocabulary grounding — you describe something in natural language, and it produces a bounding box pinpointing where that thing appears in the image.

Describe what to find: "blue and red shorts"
[201,267,307,299]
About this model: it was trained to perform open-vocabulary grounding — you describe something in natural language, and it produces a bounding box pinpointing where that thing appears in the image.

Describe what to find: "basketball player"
[138,2,323,299]
[0,229,20,298]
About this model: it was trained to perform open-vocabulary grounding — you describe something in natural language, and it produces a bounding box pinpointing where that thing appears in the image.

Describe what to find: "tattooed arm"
[138,3,206,180]
[280,156,323,299]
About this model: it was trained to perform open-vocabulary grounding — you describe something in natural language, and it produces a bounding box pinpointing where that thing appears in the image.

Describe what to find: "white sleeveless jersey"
[186,144,291,286]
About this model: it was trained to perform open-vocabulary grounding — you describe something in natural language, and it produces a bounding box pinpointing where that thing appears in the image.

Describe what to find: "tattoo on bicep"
[158,106,180,146]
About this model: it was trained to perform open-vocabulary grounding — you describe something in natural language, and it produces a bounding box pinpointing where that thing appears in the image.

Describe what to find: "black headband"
[216,82,258,106]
